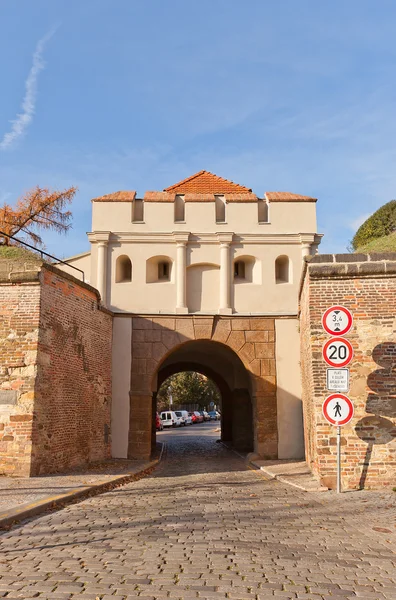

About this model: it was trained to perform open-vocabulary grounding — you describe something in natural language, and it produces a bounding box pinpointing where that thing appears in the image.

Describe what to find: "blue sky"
[1,0,396,257]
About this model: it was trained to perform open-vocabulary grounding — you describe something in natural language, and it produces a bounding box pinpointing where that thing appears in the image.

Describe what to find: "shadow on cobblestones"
[0,423,395,600]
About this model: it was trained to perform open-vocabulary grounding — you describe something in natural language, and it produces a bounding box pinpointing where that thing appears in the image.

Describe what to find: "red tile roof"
[164,170,251,194]
[184,193,215,202]
[265,192,317,202]
[225,193,258,202]
[92,191,136,202]
[144,191,175,202]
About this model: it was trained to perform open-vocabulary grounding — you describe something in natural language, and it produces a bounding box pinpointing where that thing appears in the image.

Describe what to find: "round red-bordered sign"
[322,394,354,426]
[322,338,354,367]
[322,306,353,336]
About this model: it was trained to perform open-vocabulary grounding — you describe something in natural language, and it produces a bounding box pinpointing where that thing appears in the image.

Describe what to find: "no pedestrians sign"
[322,394,354,426]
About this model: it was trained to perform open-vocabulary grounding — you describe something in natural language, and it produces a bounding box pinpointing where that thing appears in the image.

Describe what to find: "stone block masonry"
[0,258,112,476]
[300,253,396,489]
[127,315,279,460]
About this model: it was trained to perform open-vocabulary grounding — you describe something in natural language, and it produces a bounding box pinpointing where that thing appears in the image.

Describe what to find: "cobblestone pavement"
[0,460,150,513]
[0,422,395,600]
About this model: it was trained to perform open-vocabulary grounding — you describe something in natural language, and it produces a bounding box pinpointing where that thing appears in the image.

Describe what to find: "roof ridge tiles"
[163,170,251,193]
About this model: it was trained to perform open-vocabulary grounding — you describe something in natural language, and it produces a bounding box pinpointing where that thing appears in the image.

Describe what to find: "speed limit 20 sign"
[322,338,353,367]
[322,306,353,336]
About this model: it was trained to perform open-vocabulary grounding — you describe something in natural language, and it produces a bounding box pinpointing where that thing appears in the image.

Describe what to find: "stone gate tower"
[62,171,322,460]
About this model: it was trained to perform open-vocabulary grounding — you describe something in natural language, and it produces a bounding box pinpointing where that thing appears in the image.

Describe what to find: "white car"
[160,411,178,427]
[175,410,192,425]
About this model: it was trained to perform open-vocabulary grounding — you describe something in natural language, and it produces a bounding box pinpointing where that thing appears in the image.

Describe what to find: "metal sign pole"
[337,425,341,494]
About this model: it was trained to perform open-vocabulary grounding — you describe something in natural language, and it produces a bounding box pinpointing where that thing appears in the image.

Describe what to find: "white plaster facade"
[64,174,321,316]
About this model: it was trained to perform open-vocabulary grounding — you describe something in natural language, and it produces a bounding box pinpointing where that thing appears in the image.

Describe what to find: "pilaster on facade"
[174,232,190,314]
[88,232,111,306]
[217,233,233,315]
[299,233,323,257]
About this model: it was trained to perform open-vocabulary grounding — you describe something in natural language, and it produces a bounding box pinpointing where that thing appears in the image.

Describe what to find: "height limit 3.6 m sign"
[322,306,353,336]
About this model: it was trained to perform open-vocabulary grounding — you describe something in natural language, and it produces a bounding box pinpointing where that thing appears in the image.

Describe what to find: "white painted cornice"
[87,231,323,245]
[88,231,111,243]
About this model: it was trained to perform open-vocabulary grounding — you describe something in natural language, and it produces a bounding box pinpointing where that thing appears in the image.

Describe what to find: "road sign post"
[336,426,341,494]
[322,394,354,494]
[321,306,354,492]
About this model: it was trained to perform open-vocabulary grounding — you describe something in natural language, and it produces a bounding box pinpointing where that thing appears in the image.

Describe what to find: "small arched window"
[234,261,246,280]
[116,255,132,283]
[275,255,290,284]
[146,256,173,283]
[233,256,261,284]
[158,261,170,281]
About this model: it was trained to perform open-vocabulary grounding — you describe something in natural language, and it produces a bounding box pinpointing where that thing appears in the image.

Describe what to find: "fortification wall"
[0,259,41,475]
[0,258,113,476]
[300,253,396,489]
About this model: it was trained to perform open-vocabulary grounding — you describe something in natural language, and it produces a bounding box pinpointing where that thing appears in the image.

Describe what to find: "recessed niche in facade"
[187,263,220,313]
[132,198,144,222]
[215,195,226,223]
[146,256,173,283]
[258,199,269,223]
[275,255,291,284]
[174,195,185,222]
[115,255,132,283]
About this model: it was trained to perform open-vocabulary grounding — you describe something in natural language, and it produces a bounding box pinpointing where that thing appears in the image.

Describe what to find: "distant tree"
[0,185,77,248]
[157,371,220,411]
[352,200,396,250]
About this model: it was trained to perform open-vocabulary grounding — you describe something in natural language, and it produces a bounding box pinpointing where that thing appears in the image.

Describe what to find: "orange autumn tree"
[0,185,77,247]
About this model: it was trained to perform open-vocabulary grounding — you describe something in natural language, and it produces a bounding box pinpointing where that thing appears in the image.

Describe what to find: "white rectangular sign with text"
[326,368,349,392]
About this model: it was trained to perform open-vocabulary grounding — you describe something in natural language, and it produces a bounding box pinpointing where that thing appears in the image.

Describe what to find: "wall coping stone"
[305,251,396,263]
[298,253,396,302]
[0,257,113,316]
[304,252,396,278]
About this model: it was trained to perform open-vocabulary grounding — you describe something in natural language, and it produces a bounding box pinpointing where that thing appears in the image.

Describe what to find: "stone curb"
[249,460,328,493]
[0,444,164,530]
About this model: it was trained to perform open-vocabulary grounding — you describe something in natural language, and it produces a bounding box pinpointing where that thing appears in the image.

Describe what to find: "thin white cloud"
[0,27,57,150]
[349,213,371,231]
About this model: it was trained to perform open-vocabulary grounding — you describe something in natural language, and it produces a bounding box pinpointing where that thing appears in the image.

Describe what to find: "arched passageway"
[152,340,254,454]
[121,315,279,462]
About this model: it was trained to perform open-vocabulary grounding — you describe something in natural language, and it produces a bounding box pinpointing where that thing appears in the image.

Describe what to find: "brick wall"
[0,258,113,476]
[0,259,41,475]
[300,254,396,489]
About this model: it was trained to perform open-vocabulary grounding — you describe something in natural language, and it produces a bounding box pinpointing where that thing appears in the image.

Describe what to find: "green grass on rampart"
[355,232,396,253]
[0,244,42,261]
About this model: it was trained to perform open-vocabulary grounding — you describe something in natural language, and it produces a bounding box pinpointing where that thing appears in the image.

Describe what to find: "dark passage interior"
[152,340,254,454]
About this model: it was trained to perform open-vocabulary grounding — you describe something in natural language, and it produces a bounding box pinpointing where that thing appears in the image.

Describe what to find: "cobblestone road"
[0,423,395,600]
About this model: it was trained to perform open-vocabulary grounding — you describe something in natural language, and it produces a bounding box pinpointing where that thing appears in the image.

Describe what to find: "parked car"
[175,410,192,425]
[160,411,178,427]
[208,410,220,421]
[192,411,204,423]
[199,410,210,421]
[156,412,163,430]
